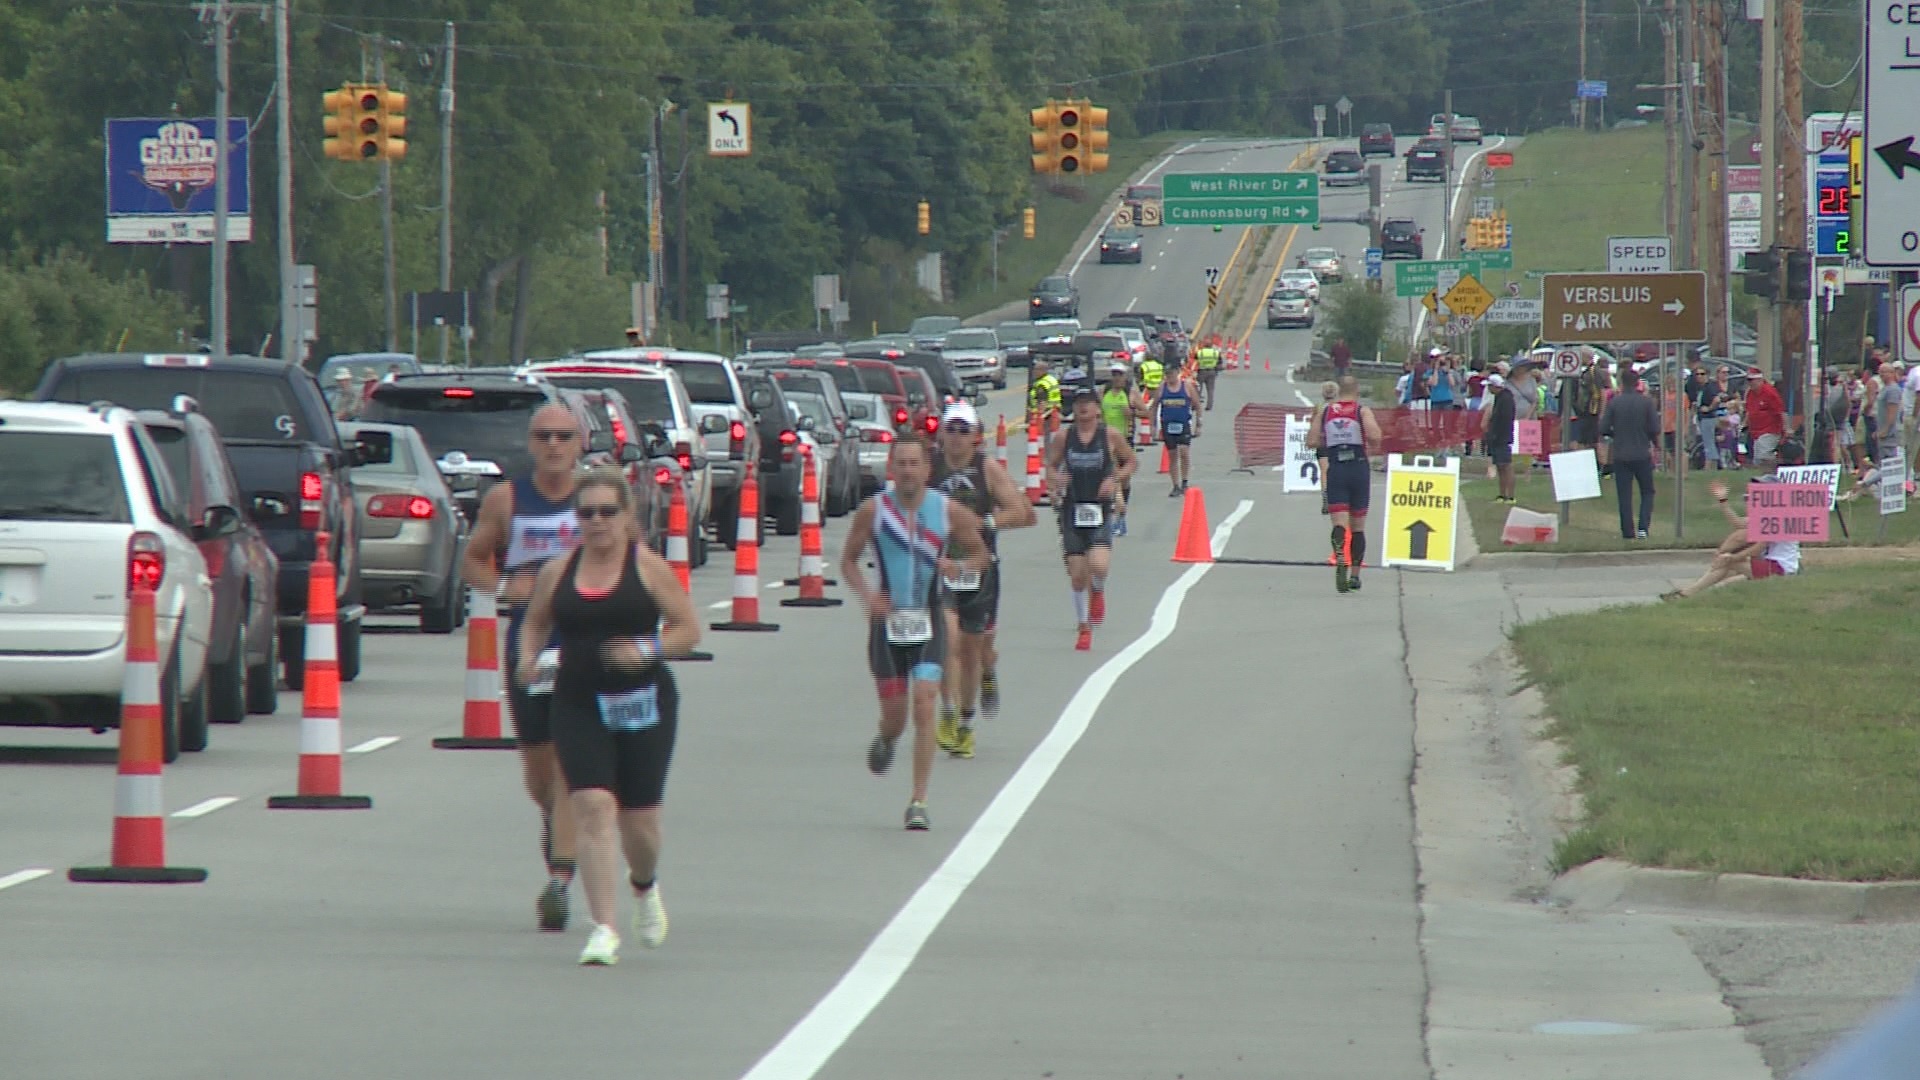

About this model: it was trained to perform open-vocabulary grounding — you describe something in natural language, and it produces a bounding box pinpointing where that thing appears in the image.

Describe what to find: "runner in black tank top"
[1046,388,1138,652]
[515,468,702,967]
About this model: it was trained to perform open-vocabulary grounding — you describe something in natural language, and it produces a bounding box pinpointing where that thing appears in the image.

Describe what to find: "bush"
[1317,281,1393,359]
[0,251,192,392]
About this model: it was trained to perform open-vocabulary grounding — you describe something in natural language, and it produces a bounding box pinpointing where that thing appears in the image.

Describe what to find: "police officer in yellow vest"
[1027,358,1062,420]
[1194,342,1222,412]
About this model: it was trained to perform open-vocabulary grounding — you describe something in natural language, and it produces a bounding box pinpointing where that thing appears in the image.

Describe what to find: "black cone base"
[432,736,520,750]
[710,620,780,632]
[68,865,208,884]
[267,794,373,810]
[780,597,844,608]
[681,650,716,662]
[778,577,839,587]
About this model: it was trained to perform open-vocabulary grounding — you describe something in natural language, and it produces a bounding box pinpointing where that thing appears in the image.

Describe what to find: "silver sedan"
[337,421,469,633]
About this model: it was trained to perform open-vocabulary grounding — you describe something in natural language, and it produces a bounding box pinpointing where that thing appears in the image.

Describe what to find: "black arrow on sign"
[717,109,741,137]
[1405,519,1434,561]
[1875,136,1920,180]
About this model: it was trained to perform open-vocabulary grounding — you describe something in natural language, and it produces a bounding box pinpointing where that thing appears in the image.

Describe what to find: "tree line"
[0,0,1865,389]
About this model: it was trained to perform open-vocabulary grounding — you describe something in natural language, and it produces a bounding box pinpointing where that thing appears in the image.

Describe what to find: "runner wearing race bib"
[1306,376,1383,594]
[1158,368,1200,494]
[1047,387,1138,652]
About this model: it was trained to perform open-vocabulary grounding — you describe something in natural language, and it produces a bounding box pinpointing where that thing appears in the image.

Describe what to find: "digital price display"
[1815,163,1851,257]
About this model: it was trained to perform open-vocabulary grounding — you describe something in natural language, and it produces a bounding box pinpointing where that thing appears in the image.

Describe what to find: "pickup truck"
[657,351,762,546]
[34,353,374,689]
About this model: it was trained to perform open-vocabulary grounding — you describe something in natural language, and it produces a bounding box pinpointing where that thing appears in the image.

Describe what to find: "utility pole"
[438,21,456,364]
[1779,0,1808,395]
[1663,0,1680,248]
[1577,0,1590,131]
[1756,0,1779,385]
[1678,0,1696,272]
[377,47,398,352]
[1442,88,1454,255]
[1702,0,1730,358]
[678,105,690,327]
[208,0,232,361]
[274,0,298,364]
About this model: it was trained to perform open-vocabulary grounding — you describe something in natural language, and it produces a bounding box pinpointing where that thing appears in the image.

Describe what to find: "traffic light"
[1082,103,1109,173]
[1783,249,1813,302]
[1741,248,1779,300]
[322,85,360,161]
[1030,101,1060,174]
[328,83,406,162]
[917,200,930,236]
[1022,206,1036,240]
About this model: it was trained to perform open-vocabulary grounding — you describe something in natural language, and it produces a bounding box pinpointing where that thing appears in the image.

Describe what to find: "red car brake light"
[653,466,674,486]
[674,442,694,472]
[368,494,435,519]
[442,387,475,397]
[299,471,324,531]
[127,531,165,595]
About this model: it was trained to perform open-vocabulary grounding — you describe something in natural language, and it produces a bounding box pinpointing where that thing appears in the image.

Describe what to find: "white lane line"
[347,736,400,754]
[1068,140,1201,276]
[738,499,1258,1080]
[172,796,238,819]
[1294,389,1314,406]
[708,598,732,610]
[0,868,52,891]
[1126,296,1139,311]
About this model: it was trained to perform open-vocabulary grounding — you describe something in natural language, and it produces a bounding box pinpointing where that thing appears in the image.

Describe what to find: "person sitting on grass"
[1661,476,1801,601]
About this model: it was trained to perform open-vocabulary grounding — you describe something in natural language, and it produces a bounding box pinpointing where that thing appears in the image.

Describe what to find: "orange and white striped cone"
[1134,414,1152,448]
[269,532,372,809]
[69,586,208,884]
[711,467,780,632]
[994,414,1009,469]
[433,588,516,750]
[782,450,843,608]
[1240,338,1252,373]
[665,482,692,592]
[1025,416,1048,506]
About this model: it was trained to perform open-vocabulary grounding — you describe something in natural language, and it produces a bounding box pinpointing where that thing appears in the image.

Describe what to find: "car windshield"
[663,359,735,405]
[359,387,543,475]
[539,374,675,425]
[1306,249,1338,261]
[785,391,836,427]
[995,323,1040,345]
[851,365,900,395]
[44,368,312,443]
[1036,277,1071,294]
[1282,271,1315,283]
[771,371,833,401]
[1327,154,1361,166]
[790,363,865,393]
[944,330,997,350]
[1105,231,1140,242]
[0,432,132,521]
[1364,125,1391,135]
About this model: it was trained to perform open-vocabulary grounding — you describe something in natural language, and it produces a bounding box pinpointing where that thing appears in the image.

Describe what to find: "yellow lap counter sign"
[1382,455,1461,571]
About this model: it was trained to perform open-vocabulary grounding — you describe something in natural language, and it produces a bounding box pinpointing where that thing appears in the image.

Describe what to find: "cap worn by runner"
[942,400,980,429]
[1109,361,1129,374]
[1485,374,1506,389]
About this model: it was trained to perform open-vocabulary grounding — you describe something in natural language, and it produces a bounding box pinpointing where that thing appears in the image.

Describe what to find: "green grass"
[1514,563,1920,880]
[1463,464,1920,552]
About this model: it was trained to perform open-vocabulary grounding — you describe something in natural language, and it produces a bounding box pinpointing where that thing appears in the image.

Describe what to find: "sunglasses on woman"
[577,504,624,520]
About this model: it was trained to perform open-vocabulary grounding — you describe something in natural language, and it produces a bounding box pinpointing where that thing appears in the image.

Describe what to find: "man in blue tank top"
[840,433,990,831]
[1157,367,1201,494]
[462,403,586,930]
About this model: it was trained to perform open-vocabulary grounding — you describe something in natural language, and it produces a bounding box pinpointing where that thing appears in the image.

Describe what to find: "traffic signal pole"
[378,48,398,352]
[438,21,456,365]
[1756,0,1779,387]
[275,0,299,364]
[210,0,232,361]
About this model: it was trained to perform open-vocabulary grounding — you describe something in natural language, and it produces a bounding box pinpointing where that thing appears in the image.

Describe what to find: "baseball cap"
[1109,361,1129,373]
[941,400,980,429]
[1072,386,1100,404]
[332,368,354,382]
[1485,373,1506,389]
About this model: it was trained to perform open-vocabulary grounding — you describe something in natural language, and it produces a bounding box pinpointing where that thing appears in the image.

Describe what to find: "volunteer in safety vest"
[1195,342,1222,411]
[1028,359,1062,420]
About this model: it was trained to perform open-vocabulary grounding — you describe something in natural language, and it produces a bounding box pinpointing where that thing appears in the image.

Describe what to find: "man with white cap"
[930,399,1034,758]
[330,367,361,421]
[1480,372,1518,503]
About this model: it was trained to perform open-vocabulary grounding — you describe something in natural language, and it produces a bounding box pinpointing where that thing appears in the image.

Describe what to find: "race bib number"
[1164,421,1185,436]
[527,648,560,696]
[944,569,982,593]
[1073,502,1103,528]
[885,608,934,645]
[597,685,660,733]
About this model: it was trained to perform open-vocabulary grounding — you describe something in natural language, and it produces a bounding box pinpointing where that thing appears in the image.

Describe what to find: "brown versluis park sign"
[1540,271,1708,344]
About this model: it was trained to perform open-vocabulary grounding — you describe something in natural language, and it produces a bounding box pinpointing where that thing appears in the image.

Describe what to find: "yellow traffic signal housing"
[917,200,930,236]
[1081,103,1109,173]
[322,86,361,161]
[1055,100,1084,173]
[1030,103,1059,174]
[352,85,406,161]
[1022,206,1036,240]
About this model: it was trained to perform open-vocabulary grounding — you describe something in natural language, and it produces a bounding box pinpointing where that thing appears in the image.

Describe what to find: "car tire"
[995,377,1007,390]
[177,646,209,755]
[281,625,304,691]
[246,624,279,715]
[691,523,709,569]
[715,492,742,550]
[420,569,460,634]
[208,618,247,724]
[774,491,802,536]
[159,646,182,765]
[337,614,363,684]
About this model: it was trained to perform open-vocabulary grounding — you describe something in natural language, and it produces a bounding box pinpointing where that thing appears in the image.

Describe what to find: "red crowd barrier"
[1233,403,1564,470]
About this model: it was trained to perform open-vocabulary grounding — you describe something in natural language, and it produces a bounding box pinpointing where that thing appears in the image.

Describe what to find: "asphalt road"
[1,137,1459,1080]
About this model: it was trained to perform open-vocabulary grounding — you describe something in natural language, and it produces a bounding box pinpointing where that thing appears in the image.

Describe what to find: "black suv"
[1381,218,1424,260]
[1406,144,1446,182]
[1359,123,1396,157]
[1098,228,1144,264]
[1322,149,1366,186]
[1029,274,1079,319]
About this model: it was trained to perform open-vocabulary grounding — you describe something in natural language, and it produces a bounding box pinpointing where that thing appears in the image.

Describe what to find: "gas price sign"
[1816,157,1852,257]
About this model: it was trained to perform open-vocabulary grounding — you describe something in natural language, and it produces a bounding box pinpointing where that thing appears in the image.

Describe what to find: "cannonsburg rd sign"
[1161,172,1320,226]
[1539,271,1707,344]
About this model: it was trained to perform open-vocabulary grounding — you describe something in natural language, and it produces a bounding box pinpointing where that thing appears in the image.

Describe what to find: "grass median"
[1514,562,1920,881]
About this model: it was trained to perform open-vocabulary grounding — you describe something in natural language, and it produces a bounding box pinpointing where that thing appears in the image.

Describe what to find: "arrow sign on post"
[1875,136,1920,180]
[707,101,751,156]
[1662,298,1686,315]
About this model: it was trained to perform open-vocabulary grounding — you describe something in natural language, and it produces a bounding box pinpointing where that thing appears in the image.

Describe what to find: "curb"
[1466,543,1920,570]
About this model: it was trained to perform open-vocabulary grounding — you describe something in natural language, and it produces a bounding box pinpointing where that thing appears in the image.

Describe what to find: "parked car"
[334,420,469,633]
[0,401,216,761]
[35,352,370,689]
[1099,313,1162,359]
[844,354,917,430]
[1299,247,1345,282]
[896,367,945,437]
[1279,268,1322,303]
[1029,274,1080,320]
[737,370,803,539]
[907,315,963,351]
[138,400,280,722]
[1358,123,1396,157]
[1098,227,1144,264]
[1322,149,1366,186]
[994,321,1044,370]
[1267,287,1316,329]
[838,392,894,496]
[940,327,1008,389]
[1151,315,1191,365]
[779,387,864,518]
[1381,218,1424,260]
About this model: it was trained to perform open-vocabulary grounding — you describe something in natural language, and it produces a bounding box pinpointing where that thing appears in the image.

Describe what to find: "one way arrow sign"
[1875,136,1920,180]
[1865,10,1920,266]
[707,101,751,157]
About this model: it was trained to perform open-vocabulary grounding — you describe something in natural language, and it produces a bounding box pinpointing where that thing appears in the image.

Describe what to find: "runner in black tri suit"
[1046,387,1137,652]
[1306,376,1383,594]
[930,401,1035,759]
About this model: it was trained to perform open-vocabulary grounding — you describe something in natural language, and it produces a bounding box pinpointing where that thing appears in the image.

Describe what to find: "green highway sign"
[1393,258,1483,298]
[1163,172,1317,199]
[1478,248,1514,270]
[1163,199,1319,226]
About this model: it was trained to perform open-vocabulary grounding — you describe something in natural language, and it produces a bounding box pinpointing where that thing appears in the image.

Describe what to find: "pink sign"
[1515,419,1544,456]
[1745,483,1830,543]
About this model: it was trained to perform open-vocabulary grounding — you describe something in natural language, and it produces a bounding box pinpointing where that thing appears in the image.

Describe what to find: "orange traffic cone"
[994,414,1009,469]
[68,585,209,884]
[1158,443,1171,474]
[1025,416,1048,506]
[665,481,692,591]
[1264,354,1272,373]
[1239,338,1252,372]
[269,532,371,809]
[1171,487,1215,564]
[712,467,780,632]
[433,588,516,750]
[782,450,842,609]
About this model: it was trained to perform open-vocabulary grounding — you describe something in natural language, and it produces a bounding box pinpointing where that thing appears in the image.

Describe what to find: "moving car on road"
[940,327,1008,390]
[335,421,469,634]
[1359,123,1396,157]
[1029,274,1079,320]
[1321,149,1366,187]
[1098,226,1144,264]
[1406,144,1446,182]
[1449,115,1484,143]
[1381,218,1425,260]
[1299,247,1345,282]
[994,321,1045,370]
[907,315,962,351]
[1267,287,1316,330]
[1279,268,1322,303]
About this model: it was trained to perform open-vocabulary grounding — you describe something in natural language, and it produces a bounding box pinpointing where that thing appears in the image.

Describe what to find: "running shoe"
[950,723,975,759]
[1075,626,1092,652]
[579,924,620,966]
[631,885,668,949]
[1088,589,1106,626]
[1334,553,1350,594]
[537,878,571,933]
[904,801,930,831]
[980,668,1000,718]
[868,734,896,775]
[1113,515,1127,538]
[1348,573,1363,593]
[936,704,960,752]
[1169,486,1182,497]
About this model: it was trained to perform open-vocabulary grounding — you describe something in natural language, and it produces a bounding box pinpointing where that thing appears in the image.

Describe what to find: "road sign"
[1577,80,1608,100]
[1550,349,1584,377]
[1436,268,1462,296]
[708,102,751,156]
[1421,290,1439,316]
[1540,270,1708,343]
[1204,266,1221,285]
[1282,414,1319,493]
[1162,172,1319,226]
[1446,316,1476,334]
[1335,96,1353,117]
[1313,104,1327,123]
[1473,196,1496,217]
[1364,248,1384,280]
[1882,454,1909,516]
[1505,281,1522,297]
[1478,249,1514,270]
[1443,274,1496,319]
[1113,205,1134,226]
[1864,10,1920,265]
[105,118,252,244]
[1900,285,1920,363]
[1486,151,1515,169]
[1606,235,1672,274]
[1484,297,1543,325]
[1395,258,1482,298]
[1382,455,1461,572]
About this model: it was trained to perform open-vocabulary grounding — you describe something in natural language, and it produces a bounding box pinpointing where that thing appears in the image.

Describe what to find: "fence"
[1233,402,1563,470]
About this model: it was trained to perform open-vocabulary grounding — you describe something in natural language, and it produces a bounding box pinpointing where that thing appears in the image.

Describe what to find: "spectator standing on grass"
[1871,362,1903,466]
[1481,373,1518,504]
[1330,337,1351,379]
[1508,364,1539,423]
[1599,369,1659,540]
[1661,477,1800,600]
[1746,375,1786,468]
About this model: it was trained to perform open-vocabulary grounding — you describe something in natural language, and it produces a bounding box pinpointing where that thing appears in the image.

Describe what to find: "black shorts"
[867,612,948,685]
[1057,505,1114,557]
[942,562,1000,635]
[504,608,553,747]
[1324,457,1372,517]
[1573,415,1599,445]
[1489,442,1514,466]
[551,672,679,810]
[1198,368,1219,387]
[1162,432,1192,448]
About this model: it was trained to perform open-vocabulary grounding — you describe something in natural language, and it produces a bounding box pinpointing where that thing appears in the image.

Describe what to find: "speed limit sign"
[1551,349,1583,377]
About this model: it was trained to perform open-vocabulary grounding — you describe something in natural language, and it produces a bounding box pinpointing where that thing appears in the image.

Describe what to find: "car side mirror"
[848,401,872,420]
[618,442,645,464]
[353,429,394,466]
[796,414,817,432]
[645,433,672,458]
[193,504,243,541]
[700,414,729,435]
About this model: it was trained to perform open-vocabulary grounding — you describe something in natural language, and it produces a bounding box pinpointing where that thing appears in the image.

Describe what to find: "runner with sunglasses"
[931,401,1035,760]
[462,405,585,932]
[1046,387,1137,651]
[841,433,991,830]
[516,468,701,966]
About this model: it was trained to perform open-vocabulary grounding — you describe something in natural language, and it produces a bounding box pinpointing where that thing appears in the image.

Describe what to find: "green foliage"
[0,251,193,392]
[1318,282,1393,359]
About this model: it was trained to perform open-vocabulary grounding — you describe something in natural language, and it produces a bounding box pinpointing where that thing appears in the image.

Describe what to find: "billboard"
[106,118,251,244]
